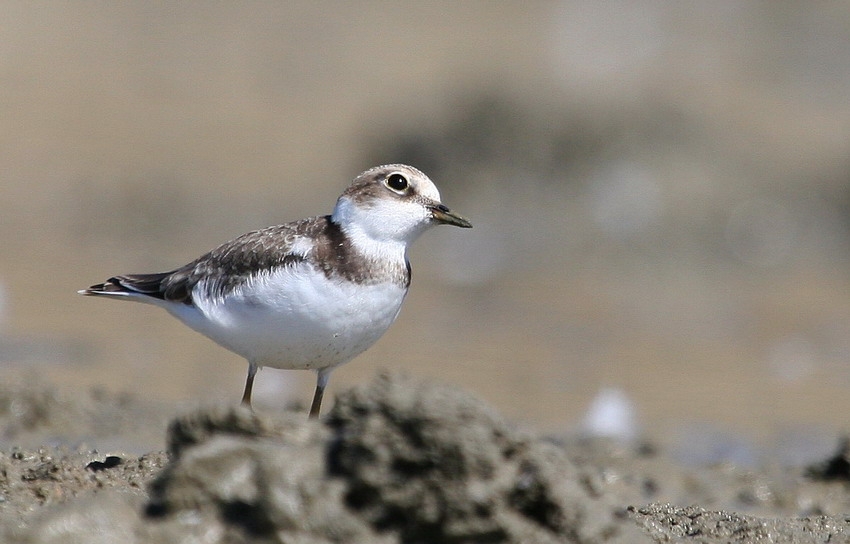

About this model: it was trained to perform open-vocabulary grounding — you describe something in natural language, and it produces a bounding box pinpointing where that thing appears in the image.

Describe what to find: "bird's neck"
[330,200,408,263]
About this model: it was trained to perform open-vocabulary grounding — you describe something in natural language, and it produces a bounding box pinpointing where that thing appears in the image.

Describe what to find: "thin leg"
[308,369,332,419]
[241,363,258,408]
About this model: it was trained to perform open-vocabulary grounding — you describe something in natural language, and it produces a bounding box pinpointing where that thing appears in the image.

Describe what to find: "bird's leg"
[241,363,258,408]
[308,369,332,419]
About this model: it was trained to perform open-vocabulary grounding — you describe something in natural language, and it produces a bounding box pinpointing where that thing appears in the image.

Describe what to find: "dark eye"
[385,173,409,193]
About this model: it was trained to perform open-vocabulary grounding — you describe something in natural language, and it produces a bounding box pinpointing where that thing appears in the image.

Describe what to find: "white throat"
[332,197,420,261]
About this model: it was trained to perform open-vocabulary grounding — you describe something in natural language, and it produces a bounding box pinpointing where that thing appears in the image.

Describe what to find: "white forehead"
[402,166,441,201]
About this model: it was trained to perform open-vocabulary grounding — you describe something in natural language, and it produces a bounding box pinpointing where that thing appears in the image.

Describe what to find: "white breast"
[166,263,408,370]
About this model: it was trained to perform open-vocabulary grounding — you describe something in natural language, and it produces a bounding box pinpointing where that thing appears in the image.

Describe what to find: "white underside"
[163,263,407,371]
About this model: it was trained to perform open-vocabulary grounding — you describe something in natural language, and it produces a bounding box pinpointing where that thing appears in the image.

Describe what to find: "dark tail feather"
[80,273,172,300]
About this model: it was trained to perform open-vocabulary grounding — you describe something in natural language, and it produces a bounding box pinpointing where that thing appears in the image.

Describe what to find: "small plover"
[79,164,471,418]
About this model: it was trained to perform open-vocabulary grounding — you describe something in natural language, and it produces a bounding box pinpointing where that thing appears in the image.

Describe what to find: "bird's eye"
[385,173,409,193]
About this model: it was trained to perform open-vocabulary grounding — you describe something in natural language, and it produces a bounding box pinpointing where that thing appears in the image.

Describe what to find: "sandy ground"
[2,373,850,544]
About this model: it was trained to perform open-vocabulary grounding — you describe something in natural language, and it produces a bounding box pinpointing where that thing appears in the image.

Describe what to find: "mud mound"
[13,373,633,543]
[143,373,625,543]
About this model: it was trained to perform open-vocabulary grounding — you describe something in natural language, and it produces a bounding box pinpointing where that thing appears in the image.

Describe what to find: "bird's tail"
[78,273,171,302]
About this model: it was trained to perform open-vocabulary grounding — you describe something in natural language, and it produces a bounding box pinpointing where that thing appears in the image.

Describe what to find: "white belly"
[166,264,407,370]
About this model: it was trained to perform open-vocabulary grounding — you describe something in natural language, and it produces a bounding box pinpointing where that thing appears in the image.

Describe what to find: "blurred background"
[4,1,850,459]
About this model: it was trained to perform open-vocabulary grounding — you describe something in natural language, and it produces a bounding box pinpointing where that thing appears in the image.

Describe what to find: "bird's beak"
[430,204,472,228]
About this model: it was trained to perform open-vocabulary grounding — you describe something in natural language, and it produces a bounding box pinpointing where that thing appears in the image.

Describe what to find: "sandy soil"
[2,373,850,544]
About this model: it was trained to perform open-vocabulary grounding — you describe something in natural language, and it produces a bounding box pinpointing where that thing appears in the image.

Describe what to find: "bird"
[79,164,471,418]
